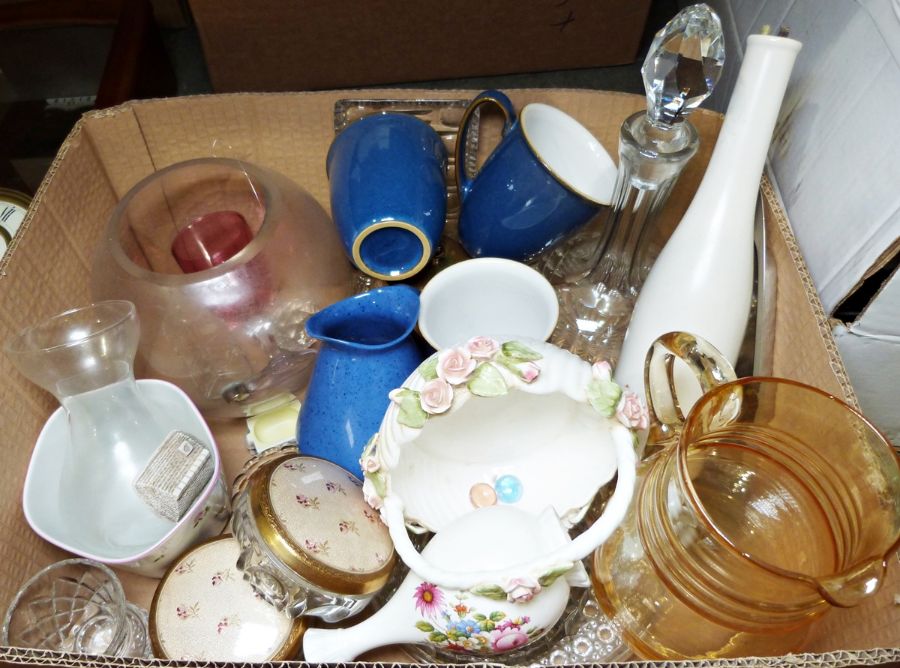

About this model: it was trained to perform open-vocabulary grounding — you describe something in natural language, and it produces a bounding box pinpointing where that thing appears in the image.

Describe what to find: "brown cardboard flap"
[0,89,895,665]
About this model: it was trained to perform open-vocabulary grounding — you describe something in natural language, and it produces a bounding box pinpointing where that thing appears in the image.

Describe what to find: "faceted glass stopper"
[642,3,725,125]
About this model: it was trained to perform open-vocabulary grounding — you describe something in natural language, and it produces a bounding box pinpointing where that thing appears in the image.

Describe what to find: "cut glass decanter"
[547,3,724,364]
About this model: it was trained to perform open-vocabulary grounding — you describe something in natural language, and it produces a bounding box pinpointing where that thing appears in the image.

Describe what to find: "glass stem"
[551,111,699,364]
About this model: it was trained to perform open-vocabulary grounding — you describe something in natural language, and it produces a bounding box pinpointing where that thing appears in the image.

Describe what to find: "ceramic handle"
[454,89,517,199]
[382,425,636,592]
[643,331,737,454]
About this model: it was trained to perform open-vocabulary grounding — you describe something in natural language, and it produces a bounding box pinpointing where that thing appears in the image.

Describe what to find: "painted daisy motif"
[413,582,444,618]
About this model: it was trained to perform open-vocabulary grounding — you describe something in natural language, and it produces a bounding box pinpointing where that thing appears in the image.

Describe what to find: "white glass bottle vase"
[615,34,802,406]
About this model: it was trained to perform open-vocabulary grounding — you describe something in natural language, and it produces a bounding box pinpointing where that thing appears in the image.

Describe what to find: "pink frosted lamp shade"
[91,158,354,418]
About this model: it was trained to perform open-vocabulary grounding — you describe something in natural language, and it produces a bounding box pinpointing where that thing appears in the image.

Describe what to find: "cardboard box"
[187,0,652,92]
[705,0,900,444]
[0,89,897,665]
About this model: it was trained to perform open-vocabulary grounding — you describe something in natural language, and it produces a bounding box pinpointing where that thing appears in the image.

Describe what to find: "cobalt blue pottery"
[298,284,424,474]
[326,113,448,282]
[455,90,615,262]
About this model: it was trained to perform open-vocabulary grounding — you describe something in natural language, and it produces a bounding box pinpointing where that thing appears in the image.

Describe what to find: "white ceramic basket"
[361,338,642,594]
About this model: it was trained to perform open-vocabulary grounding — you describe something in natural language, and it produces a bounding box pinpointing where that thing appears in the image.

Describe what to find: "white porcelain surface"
[418,259,559,350]
[303,505,574,661]
[521,103,617,205]
[370,340,619,531]
[24,379,230,578]
[361,338,638,593]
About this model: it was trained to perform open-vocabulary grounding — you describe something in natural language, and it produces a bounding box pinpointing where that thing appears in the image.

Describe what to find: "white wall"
[696,0,900,441]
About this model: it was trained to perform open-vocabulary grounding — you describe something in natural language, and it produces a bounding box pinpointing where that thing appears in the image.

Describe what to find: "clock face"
[0,189,31,255]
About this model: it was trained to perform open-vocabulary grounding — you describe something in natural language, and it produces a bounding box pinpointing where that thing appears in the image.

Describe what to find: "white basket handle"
[381,425,636,591]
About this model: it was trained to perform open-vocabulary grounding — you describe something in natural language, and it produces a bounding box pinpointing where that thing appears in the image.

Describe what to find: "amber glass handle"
[643,331,737,453]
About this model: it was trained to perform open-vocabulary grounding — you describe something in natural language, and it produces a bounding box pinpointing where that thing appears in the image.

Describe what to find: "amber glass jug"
[592,332,900,659]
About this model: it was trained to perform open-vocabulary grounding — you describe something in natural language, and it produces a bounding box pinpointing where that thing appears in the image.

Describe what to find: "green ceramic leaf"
[394,389,428,428]
[587,378,622,417]
[501,341,542,362]
[429,631,448,643]
[538,563,574,587]
[369,471,387,498]
[471,584,506,600]
[489,610,507,622]
[473,613,487,621]
[467,363,508,397]
[415,621,435,632]
[417,356,439,381]
[479,619,496,632]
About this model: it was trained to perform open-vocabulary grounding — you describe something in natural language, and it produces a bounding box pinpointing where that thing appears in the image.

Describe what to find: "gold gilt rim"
[351,219,431,281]
[0,187,32,209]
[249,453,396,596]
[149,534,306,661]
[520,105,607,206]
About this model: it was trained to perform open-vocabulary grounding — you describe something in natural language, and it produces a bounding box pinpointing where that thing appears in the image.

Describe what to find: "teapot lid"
[150,535,305,661]
[248,453,395,595]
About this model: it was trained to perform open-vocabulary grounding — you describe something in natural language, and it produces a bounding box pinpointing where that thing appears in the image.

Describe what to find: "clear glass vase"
[6,301,180,557]
[551,112,698,363]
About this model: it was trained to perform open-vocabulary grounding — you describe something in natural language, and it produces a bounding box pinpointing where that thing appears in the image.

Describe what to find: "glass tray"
[331,98,776,665]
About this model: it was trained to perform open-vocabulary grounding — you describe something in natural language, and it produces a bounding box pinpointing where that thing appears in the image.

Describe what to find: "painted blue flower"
[451,618,481,637]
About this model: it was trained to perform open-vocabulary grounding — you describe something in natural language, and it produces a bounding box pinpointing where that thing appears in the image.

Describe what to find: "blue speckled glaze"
[326,113,448,280]
[298,285,425,474]
[456,90,603,262]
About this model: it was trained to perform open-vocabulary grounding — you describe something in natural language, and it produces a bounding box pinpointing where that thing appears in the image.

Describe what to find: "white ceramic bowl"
[23,379,231,578]
[418,258,558,350]
[360,338,639,595]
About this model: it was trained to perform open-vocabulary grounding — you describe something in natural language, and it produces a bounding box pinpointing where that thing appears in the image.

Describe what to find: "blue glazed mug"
[455,90,616,261]
[327,113,448,281]
[298,284,425,474]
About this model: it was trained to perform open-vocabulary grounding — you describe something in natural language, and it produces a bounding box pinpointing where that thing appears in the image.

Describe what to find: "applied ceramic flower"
[361,338,640,597]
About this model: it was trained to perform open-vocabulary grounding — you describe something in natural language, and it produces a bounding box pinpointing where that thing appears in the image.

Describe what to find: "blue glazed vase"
[298,284,424,474]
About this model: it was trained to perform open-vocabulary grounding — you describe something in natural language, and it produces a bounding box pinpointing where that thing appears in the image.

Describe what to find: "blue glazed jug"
[298,285,424,474]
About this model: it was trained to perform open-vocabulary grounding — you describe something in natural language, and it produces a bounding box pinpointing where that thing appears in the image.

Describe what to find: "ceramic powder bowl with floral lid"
[231,453,395,621]
[150,535,305,661]
[360,338,643,597]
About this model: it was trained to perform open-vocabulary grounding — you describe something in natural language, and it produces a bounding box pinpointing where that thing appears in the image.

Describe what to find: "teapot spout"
[303,615,419,662]
[815,557,887,608]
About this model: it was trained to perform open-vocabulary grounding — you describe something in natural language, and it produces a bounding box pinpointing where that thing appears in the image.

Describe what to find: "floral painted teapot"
[303,504,582,661]
[359,338,644,599]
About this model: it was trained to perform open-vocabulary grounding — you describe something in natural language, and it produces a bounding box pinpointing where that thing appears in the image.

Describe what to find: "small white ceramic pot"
[417,258,558,350]
[360,338,642,595]
[303,504,582,661]
[23,379,231,578]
